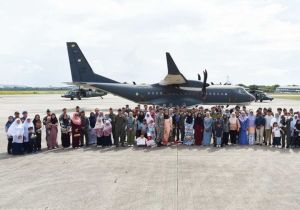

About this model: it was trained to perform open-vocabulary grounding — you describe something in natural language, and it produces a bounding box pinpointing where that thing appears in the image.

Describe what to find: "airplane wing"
[159,53,188,85]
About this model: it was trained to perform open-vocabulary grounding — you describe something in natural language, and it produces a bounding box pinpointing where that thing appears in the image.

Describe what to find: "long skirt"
[203,131,212,146]
[97,136,105,146]
[239,130,248,145]
[12,143,24,155]
[61,133,71,148]
[23,142,30,153]
[194,124,204,145]
[163,127,171,145]
[103,135,112,146]
[127,129,135,145]
[36,132,42,150]
[72,135,80,148]
[88,129,97,145]
[49,127,58,149]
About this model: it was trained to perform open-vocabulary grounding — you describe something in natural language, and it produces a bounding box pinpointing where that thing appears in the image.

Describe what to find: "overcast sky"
[0,0,299,86]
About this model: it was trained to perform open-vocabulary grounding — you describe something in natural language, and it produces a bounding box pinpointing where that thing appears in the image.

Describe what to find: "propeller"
[133,81,136,85]
[202,69,209,97]
[197,74,201,81]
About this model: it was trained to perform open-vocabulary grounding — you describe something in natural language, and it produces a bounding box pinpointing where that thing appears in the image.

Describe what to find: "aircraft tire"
[71,97,74,100]
[260,99,263,102]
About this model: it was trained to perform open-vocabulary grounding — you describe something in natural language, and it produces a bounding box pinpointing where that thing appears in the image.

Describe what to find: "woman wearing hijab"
[163,109,172,146]
[103,120,113,146]
[23,118,34,153]
[292,115,300,147]
[94,117,104,147]
[203,112,213,146]
[127,112,136,146]
[48,113,58,149]
[144,112,154,124]
[88,112,97,145]
[239,111,249,145]
[290,114,298,147]
[183,112,194,146]
[71,113,81,148]
[5,116,14,154]
[229,113,240,145]
[7,118,24,155]
[59,110,71,148]
[194,112,204,145]
[33,114,42,151]
[247,110,256,145]
[136,111,145,138]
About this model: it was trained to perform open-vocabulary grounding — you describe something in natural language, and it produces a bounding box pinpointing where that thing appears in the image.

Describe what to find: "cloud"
[0,0,299,86]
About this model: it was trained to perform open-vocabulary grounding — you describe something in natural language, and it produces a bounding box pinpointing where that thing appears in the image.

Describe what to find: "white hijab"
[7,118,24,143]
[94,117,104,129]
[23,118,34,142]
[144,112,154,124]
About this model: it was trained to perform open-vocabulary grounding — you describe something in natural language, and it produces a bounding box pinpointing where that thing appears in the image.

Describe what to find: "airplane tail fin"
[66,42,118,83]
[166,52,182,75]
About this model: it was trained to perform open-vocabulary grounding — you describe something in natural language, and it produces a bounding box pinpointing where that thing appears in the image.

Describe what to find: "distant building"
[275,86,300,93]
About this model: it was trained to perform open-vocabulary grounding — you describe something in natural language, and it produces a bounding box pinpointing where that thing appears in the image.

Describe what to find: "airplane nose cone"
[250,94,256,102]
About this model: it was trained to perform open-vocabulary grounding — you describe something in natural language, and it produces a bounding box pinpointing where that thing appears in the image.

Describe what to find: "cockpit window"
[238,88,247,94]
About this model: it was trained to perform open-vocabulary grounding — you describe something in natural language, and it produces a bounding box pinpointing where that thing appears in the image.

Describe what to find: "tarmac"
[0,94,300,210]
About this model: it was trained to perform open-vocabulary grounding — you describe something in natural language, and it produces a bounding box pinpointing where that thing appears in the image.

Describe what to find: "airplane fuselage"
[89,81,255,107]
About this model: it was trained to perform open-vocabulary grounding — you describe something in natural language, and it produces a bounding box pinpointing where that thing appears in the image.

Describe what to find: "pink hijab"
[71,113,81,125]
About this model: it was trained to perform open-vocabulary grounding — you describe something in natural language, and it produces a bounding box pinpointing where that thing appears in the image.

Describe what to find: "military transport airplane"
[66,42,255,107]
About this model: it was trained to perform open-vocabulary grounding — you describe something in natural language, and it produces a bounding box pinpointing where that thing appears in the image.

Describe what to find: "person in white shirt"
[136,133,147,146]
[270,113,282,128]
[272,122,282,147]
[264,110,273,146]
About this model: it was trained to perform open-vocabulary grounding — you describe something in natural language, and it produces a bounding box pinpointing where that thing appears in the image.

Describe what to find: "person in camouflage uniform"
[114,109,127,147]
[108,108,116,143]
[155,107,165,146]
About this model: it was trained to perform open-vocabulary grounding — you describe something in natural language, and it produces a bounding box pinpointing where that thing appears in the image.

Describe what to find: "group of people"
[4,104,300,155]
